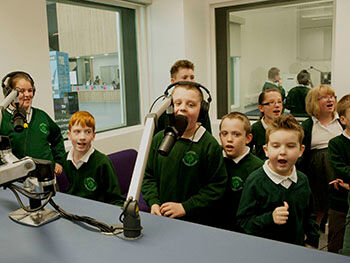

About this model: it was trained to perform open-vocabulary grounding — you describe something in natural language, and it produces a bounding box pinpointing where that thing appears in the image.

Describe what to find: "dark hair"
[258,87,282,118]
[297,70,310,86]
[170,60,194,78]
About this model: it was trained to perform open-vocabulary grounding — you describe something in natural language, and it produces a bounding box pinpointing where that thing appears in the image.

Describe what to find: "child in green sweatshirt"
[219,112,263,231]
[142,83,227,227]
[63,111,124,206]
[328,94,350,255]
[237,114,319,248]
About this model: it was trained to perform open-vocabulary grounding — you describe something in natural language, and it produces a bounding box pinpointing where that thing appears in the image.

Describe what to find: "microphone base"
[122,199,143,240]
[9,207,60,227]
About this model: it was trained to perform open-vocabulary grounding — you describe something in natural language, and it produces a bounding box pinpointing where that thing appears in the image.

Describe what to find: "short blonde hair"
[336,94,350,117]
[69,111,95,132]
[266,114,304,145]
[305,85,336,118]
[171,84,203,102]
[220,112,251,136]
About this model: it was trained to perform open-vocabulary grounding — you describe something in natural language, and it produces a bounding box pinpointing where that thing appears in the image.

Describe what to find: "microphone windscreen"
[174,115,188,137]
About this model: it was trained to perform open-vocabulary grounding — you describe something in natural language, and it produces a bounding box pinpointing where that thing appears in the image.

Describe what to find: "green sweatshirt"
[262,82,286,101]
[0,107,65,166]
[284,85,310,117]
[328,134,350,213]
[249,120,267,160]
[63,150,124,206]
[142,130,227,226]
[237,167,319,247]
[221,152,263,230]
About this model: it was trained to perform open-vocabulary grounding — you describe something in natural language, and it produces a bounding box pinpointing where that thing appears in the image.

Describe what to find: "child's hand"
[329,179,350,191]
[272,201,289,225]
[160,202,186,218]
[54,163,63,176]
[151,204,162,216]
[305,244,317,249]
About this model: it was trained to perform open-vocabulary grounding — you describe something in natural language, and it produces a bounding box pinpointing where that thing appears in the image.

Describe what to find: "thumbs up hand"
[272,201,289,225]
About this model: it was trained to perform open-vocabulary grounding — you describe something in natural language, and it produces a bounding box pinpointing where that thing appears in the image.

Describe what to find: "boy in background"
[262,67,286,101]
[328,94,350,255]
[285,70,311,117]
[142,83,227,227]
[237,114,319,248]
[63,111,124,206]
[219,112,263,230]
[156,59,212,134]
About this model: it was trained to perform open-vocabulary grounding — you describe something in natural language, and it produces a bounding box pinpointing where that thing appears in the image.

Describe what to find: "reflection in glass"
[46,1,125,135]
[227,1,333,119]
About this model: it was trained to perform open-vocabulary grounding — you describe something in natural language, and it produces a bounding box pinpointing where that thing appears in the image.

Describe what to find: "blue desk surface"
[0,190,347,263]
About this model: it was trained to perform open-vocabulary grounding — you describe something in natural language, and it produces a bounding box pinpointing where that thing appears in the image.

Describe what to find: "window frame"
[46,0,141,135]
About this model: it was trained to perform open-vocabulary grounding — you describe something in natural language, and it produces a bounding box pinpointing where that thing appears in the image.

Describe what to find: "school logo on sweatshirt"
[84,177,97,191]
[39,123,49,135]
[231,176,243,191]
[182,151,199,166]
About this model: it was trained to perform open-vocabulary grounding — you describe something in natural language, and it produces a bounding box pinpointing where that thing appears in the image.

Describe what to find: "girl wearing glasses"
[249,88,283,160]
[299,85,344,229]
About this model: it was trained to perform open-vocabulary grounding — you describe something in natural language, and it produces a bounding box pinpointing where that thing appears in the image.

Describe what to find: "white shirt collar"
[266,80,278,87]
[263,160,297,189]
[312,113,339,125]
[261,117,268,129]
[187,125,206,142]
[343,130,350,140]
[223,146,250,164]
[67,146,95,169]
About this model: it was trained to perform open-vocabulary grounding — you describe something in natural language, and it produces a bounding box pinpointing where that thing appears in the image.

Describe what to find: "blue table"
[0,190,347,263]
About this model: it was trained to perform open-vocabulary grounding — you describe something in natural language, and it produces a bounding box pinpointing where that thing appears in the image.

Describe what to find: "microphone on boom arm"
[158,114,188,156]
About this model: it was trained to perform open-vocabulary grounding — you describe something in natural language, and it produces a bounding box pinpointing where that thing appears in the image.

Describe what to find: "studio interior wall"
[1,0,350,153]
[0,0,143,155]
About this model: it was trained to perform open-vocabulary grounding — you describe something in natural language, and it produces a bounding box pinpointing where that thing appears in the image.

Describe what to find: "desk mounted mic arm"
[121,96,172,239]
[0,134,59,226]
[0,89,18,125]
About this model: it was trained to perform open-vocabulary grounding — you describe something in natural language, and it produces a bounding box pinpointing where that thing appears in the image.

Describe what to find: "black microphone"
[12,106,27,132]
[309,66,322,73]
[158,115,188,156]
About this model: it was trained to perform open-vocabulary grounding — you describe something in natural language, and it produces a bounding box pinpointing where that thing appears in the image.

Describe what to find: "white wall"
[238,8,298,109]
[146,0,186,102]
[0,0,53,116]
[1,0,350,153]
[332,0,350,99]
[0,0,143,155]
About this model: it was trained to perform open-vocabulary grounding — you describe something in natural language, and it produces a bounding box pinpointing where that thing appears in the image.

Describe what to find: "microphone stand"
[309,66,331,85]
[0,89,18,125]
[121,96,172,239]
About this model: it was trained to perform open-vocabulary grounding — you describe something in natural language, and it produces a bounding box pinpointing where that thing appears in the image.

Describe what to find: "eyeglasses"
[261,101,283,106]
[318,95,337,101]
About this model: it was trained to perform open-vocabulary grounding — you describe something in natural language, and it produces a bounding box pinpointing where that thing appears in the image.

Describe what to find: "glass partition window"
[46,1,139,135]
[216,0,333,119]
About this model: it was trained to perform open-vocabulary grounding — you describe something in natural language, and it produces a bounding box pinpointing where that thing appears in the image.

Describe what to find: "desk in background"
[0,190,347,263]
